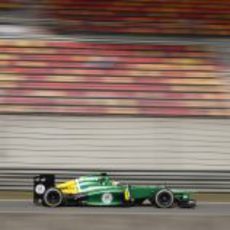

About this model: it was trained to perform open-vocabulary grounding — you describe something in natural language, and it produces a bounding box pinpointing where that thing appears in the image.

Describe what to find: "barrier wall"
[0,116,229,171]
[0,115,229,191]
[1,168,230,192]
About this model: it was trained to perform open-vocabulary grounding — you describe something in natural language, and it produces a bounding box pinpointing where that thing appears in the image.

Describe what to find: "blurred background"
[0,0,229,194]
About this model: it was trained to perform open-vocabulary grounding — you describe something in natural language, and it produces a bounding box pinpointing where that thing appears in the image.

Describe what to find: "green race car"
[33,173,196,208]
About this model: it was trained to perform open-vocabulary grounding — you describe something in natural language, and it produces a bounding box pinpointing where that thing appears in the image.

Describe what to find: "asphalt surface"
[1,200,230,230]
[0,200,230,216]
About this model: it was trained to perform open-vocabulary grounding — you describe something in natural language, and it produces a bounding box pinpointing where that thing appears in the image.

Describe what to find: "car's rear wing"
[33,174,55,204]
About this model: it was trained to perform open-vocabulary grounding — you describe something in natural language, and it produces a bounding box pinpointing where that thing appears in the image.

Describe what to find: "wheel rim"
[44,188,63,207]
[47,191,60,205]
[155,190,174,208]
[158,193,172,206]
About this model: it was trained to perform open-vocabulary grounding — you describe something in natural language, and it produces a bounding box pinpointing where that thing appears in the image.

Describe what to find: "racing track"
[1,200,230,230]
[0,200,230,215]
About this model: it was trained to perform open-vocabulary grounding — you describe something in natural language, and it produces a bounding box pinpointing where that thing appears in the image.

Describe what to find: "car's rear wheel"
[154,189,174,208]
[43,188,63,207]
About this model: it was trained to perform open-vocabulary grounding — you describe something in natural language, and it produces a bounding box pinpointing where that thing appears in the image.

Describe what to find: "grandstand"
[0,39,228,117]
[46,0,230,36]
[0,0,22,9]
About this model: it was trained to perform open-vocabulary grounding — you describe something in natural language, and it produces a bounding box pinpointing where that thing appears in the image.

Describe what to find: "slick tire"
[155,189,174,208]
[43,188,63,207]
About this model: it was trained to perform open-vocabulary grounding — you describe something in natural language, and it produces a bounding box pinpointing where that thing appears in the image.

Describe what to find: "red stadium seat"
[0,39,228,117]
[45,0,230,36]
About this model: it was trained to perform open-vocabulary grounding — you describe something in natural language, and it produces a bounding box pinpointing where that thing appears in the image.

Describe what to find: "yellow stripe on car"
[124,187,131,201]
[56,180,79,194]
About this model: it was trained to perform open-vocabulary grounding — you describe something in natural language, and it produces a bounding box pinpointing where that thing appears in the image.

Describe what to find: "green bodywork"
[56,174,193,206]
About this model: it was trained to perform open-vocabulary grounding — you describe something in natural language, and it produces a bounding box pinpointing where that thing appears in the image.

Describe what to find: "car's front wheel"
[43,188,63,207]
[154,189,174,208]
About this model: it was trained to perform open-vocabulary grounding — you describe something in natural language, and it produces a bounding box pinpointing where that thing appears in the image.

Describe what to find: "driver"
[100,173,119,186]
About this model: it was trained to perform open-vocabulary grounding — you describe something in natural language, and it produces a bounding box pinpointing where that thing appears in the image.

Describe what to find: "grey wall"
[0,115,229,170]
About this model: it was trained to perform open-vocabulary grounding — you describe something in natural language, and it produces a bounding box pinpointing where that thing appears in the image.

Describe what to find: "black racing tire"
[43,188,63,207]
[154,189,174,208]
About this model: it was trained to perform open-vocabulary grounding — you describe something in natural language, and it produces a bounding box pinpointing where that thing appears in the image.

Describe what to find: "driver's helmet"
[100,173,112,186]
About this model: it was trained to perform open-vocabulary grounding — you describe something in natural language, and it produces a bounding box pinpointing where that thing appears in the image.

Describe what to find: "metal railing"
[0,168,230,192]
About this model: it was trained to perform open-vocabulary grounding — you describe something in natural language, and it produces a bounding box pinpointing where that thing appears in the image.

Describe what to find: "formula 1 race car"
[33,173,196,208]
